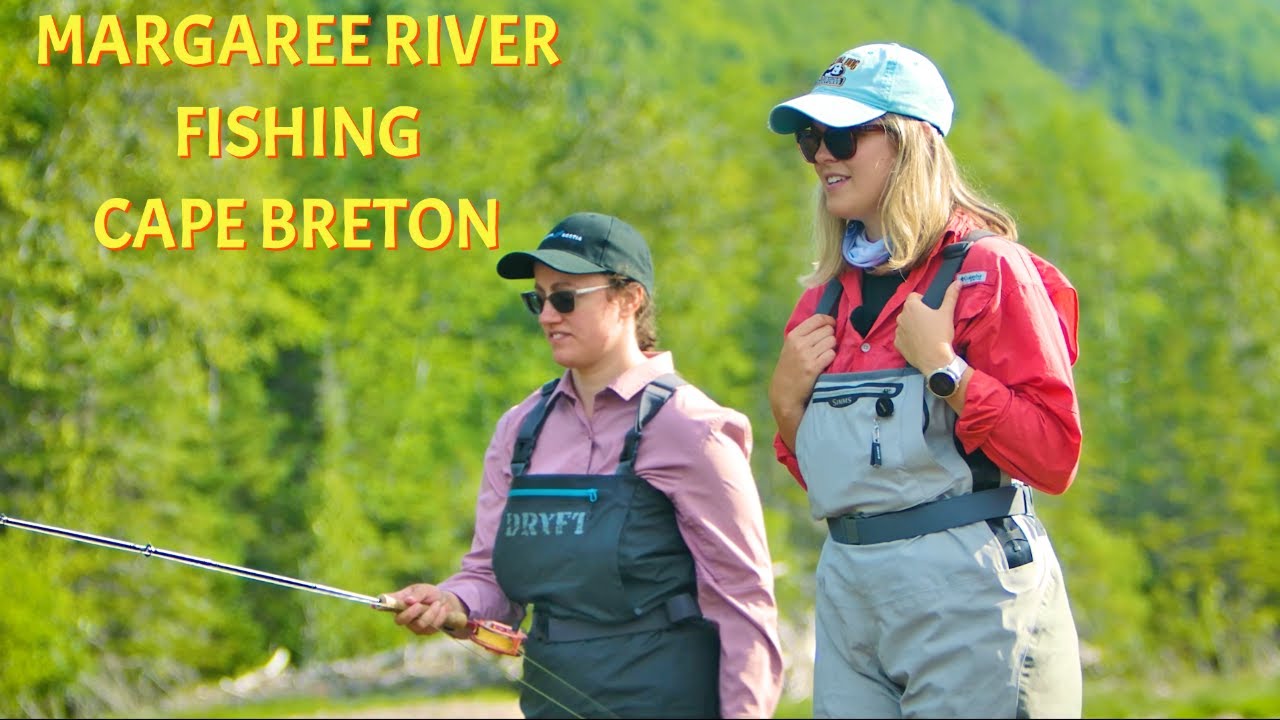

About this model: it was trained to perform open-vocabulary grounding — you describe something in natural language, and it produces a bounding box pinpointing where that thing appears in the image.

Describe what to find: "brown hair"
[608,273,657,350]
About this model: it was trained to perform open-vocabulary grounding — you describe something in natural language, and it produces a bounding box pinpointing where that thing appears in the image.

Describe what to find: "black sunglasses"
[521,284,612,315]
[794,123,886,163]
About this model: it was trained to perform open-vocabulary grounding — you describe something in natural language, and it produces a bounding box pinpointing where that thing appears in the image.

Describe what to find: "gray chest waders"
[491,375,720,719]
[803,233,1015,522]
[800,232,1083,718]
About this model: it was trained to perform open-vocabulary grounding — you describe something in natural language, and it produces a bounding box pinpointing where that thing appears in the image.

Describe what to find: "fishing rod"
[0,513,522,650]
[1,513,403,609]
[1,512,614,718]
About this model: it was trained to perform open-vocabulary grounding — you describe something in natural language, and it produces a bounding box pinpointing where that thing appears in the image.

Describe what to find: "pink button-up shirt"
[440,352,783,718]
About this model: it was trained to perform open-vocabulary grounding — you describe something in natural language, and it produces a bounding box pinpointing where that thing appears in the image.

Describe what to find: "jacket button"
[860,343,871,352]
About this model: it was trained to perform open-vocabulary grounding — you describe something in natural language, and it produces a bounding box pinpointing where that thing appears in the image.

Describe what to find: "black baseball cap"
[496,212,655,296]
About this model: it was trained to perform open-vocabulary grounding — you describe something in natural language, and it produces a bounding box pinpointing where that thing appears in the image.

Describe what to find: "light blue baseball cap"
[768,43,955,137]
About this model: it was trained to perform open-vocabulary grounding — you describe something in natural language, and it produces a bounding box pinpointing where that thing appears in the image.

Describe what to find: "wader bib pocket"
[798,367,962,518]
[494,475,630,618]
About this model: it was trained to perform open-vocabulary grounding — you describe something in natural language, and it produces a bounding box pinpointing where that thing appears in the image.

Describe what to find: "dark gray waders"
[491,375,720,719]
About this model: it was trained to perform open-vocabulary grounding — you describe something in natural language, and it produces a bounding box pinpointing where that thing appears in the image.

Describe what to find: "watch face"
[928,371,957,397]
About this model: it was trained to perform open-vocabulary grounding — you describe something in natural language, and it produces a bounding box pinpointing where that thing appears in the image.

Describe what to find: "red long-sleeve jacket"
[774,214,1082,495]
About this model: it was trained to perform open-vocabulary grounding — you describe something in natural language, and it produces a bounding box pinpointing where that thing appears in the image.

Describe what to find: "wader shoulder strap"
[616,373,688,475]
[921,228,996,309]
[815,276,844,318]
[510,378,561,477]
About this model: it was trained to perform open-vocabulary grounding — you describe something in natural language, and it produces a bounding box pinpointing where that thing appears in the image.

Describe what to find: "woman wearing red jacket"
[767,42,1083,718]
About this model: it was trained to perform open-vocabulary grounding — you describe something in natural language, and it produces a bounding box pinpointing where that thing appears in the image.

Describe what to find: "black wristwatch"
[927,356,969,399]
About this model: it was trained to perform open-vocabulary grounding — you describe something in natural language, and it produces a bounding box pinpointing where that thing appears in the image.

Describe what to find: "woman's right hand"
[769,313,837,450]
[381,583,470,639]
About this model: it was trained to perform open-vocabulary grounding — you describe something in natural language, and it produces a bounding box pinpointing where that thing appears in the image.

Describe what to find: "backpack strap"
[920,229,1003,490]
[509,378,561,477]
[615,373,688,475]
[814,277,844,318]
[921,229,995,309]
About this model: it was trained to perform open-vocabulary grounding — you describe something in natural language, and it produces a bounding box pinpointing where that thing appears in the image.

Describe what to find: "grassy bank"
[125,667,1280,719]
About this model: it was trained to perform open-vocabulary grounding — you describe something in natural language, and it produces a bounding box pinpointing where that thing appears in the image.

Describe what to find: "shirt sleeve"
[437,403,528,625]
[642,395,785,719]
[954,246,1082,495]
[773,433,807,489]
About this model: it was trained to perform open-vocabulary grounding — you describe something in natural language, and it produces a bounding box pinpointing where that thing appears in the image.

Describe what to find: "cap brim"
[768,92,886,133]
[496,249,610,280]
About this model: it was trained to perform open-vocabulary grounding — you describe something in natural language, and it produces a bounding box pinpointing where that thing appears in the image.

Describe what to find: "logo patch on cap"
[544,230,584,243]
[817,55,860,87]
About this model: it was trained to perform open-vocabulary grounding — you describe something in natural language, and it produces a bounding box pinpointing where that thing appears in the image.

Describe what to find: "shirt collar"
[920,212,981,266]
[551,351,676,404]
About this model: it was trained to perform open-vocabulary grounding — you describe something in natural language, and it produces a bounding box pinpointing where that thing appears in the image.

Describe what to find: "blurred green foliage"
[956,0,1280,184]
[2,0,1277,716]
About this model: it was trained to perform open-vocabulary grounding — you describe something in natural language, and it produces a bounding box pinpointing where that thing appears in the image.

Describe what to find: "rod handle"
[442,610,470,633]
[374,594,470,632]
[374,594,408,611]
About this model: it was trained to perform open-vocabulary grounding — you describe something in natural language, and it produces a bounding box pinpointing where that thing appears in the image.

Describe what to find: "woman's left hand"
[896,279,961,373]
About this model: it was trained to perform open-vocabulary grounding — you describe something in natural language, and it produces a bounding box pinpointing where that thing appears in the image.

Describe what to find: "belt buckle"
[1012,483,1034,516]
[831,515,860,544]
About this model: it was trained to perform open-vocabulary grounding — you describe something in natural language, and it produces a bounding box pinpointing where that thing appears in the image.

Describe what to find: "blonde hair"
[802,114,1018,286]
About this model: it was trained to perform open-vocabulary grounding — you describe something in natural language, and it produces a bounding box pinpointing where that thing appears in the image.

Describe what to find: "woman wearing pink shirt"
[382,212,783,719]
[766,43,1084,717]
